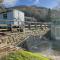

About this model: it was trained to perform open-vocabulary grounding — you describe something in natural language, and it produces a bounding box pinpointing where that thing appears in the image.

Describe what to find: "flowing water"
[18,34,60,60]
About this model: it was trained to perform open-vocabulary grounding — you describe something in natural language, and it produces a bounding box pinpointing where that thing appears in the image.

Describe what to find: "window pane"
[55,28,60,37]
[3,13,7,19]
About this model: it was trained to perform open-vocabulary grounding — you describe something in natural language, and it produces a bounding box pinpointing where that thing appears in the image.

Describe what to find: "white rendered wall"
[0,9,24,28]
[0,11,14,24]
[19,10,24,29]
[13,9,24,27]
[7,11,14,24]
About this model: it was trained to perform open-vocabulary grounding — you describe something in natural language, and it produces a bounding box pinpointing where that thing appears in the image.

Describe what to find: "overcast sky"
[3,0,60,8]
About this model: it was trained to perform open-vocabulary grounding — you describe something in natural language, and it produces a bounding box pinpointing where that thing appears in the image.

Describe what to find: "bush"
[1,50,50,60]
[17,29,23,32]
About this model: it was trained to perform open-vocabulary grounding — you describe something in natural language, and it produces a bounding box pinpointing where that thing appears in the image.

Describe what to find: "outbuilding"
[0,9,25,31]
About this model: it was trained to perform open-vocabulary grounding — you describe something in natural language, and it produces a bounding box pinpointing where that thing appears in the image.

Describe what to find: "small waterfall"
[17,34,60,57]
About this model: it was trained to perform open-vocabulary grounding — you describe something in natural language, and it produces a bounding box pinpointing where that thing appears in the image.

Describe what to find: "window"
[55,28,60,37]
[53,19,60,25]
[3,13,7,19]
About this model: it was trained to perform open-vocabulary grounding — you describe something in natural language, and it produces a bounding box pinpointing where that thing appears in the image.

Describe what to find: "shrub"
[1,50,50,60]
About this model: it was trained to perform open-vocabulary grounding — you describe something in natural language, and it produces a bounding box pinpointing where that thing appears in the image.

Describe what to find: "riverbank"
[0,50,51,60]
[0,28,60,60]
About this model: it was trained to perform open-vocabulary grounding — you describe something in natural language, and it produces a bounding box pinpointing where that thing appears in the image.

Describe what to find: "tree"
[0,0,6,12]
[0,0,3,3]
[46,8,51,22]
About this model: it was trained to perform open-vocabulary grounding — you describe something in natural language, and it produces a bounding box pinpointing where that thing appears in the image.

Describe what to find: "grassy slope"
[1,50,51,60]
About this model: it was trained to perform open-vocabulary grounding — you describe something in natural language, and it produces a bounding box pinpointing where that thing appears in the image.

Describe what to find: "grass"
[1,50,51,60]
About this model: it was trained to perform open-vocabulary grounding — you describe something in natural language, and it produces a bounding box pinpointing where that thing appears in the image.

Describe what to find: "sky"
[2,0,60,8]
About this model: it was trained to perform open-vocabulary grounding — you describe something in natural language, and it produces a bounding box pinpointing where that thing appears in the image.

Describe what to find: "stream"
[18,34,60,60]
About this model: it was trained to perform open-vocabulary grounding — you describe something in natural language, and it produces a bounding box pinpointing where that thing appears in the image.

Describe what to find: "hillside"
[8,6,51,22]
[8,6,60,22]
